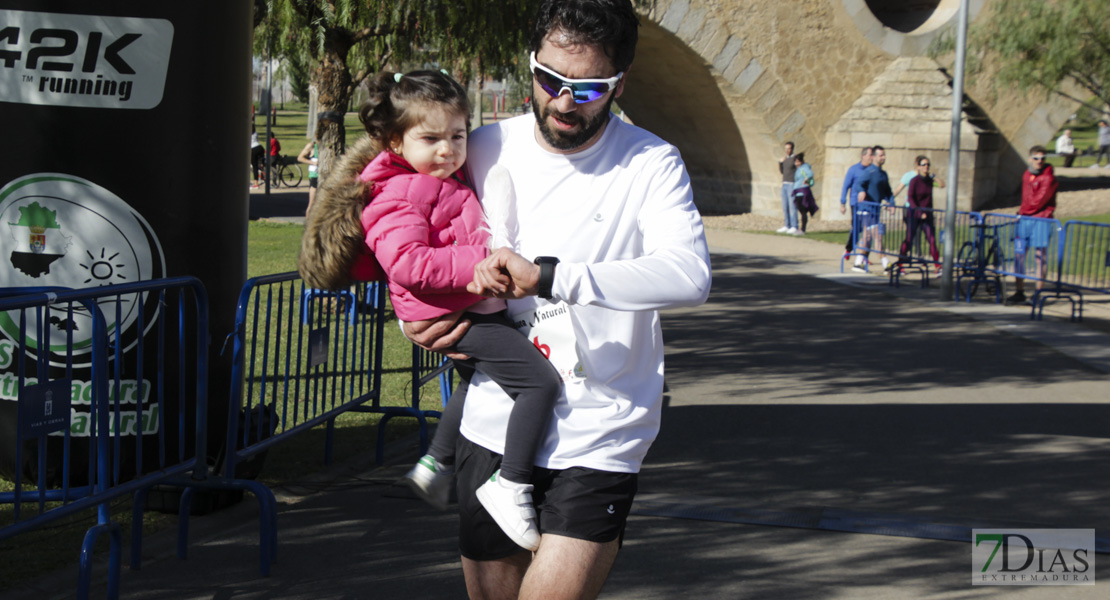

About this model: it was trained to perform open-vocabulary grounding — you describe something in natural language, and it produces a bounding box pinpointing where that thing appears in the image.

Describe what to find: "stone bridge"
[619,0,1076,218]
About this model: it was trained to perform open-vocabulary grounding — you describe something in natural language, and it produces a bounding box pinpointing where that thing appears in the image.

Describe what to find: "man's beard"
[533,95,614,151]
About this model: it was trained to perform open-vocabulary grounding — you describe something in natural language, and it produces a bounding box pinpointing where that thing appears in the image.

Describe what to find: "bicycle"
[954,221,1006,303]
[266,154,303,188]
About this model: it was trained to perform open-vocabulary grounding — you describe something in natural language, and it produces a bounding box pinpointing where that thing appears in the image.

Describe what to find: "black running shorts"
[456,435,638,561]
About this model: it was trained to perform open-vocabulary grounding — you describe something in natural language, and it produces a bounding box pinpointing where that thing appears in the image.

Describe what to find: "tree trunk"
[313,31,354,182]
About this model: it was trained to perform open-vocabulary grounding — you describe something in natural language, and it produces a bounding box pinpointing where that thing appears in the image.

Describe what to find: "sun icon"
[79,247,129,285]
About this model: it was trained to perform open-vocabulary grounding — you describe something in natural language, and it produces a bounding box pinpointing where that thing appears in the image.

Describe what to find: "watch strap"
[533,256,559,299]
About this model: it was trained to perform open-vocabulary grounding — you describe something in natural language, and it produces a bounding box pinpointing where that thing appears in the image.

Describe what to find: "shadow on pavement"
[249,189,308,221]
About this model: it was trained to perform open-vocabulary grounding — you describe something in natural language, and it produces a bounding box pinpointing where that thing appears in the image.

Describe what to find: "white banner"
[0,9,173,109]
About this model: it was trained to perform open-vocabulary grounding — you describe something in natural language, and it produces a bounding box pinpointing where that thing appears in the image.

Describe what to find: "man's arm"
[473,151,711,311]
[840,168,855,205]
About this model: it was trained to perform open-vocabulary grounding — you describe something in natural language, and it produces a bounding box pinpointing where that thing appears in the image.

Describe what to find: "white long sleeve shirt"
[462,114,711,473]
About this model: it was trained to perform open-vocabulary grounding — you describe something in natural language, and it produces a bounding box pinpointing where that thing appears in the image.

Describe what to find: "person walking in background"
[1055,129,1077,168]
[297,138,319,213]
[1096,120,1110,168]
[250,125,264,189]
[777,141,799,234]
[268,134,282,176]
[1007,145,1058,305]
[792,153,817,234]
[839,147,873,256]
[897,155,945,273]
[853,145,893,273]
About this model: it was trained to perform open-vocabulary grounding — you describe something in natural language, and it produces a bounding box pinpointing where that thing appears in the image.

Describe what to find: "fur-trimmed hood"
[298,136,382,290]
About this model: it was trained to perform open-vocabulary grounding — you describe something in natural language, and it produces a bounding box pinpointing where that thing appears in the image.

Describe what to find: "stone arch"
[842,0,984,56]
[621,0,1077,217]
[621,20,760,213]
[621,4,814,215]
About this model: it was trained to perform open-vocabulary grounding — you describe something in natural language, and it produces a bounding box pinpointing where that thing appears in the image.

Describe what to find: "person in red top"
[1007,145,1058,305]
[268,134,281,170]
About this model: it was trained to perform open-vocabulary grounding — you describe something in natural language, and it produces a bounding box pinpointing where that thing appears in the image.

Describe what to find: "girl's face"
[916,159,930,177]
[396,105,468,180]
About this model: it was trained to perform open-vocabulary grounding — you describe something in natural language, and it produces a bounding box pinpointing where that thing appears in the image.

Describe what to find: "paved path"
[35,225,1108,599]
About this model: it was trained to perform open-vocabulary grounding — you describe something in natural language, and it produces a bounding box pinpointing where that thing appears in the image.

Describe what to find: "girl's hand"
[468,248,538,299]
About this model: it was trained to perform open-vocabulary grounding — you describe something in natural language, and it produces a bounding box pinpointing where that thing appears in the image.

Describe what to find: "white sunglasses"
[529,52,623,103]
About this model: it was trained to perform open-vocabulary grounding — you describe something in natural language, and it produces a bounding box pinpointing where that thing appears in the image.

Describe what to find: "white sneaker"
[786,227,798,235]
[476,470,540,551]
[792,229,805,236]
[404,455,453,510]
[851,263,867,273]
[776,226,789,233]
[881,258,890,271]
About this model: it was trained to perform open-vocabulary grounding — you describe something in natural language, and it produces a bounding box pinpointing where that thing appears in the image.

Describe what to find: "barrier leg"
[173,479,278,576]
[324,416,336,465]
[376,414,396,466]
[130,487,149,570]
[78,520,122,600]
[177,486,197,560]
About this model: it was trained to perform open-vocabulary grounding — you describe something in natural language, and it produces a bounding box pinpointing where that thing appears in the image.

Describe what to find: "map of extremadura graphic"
[8,201,71,277]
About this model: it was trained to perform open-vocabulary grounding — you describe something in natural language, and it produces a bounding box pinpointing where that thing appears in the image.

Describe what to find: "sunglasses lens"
[533,65,611,103]
[533,69,563,97]
[571,85,608,103]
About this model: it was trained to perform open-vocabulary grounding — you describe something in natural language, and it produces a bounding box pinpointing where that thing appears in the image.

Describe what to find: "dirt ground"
[704,167,1110,233]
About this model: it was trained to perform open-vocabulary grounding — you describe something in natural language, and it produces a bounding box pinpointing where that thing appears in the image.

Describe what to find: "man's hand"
[839,203,846,215]
[468,248,541,299]
[402,310,471,360]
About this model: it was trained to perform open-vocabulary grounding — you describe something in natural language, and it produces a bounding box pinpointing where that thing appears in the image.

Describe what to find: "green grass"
[247,220,304,277]
[1,220,443,591]
[253,109,368,165]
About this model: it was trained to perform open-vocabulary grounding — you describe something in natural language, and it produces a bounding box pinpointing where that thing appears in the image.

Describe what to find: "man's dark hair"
[530,0,640,73]
[1029,144,1047,155]
[871,145,885,153]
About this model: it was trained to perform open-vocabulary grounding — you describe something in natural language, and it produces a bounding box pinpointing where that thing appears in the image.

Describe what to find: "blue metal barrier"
[0,276,209,600]
[890,206,981,289]
[843,201,910,273]
[979,213,1064,289]
[376,345,454,463]
[953,216,1007,303]
[158,274,385,577]
[844,202,980,288]
[1033,220,1110,321]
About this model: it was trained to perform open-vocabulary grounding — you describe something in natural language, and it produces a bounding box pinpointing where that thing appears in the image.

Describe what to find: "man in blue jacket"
[839,147,873,256]
[853,146,893,272]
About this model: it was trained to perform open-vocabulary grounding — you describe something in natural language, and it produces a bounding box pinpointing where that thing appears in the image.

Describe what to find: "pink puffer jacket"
[360,151,490,321]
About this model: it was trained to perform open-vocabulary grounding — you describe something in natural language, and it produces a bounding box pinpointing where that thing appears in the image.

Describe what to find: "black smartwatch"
[533,256,559,299]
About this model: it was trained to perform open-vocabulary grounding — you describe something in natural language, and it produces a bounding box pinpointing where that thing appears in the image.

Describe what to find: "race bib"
[510,301,585,382]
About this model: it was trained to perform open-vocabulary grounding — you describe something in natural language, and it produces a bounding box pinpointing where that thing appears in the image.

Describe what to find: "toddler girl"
[298,70,559,552]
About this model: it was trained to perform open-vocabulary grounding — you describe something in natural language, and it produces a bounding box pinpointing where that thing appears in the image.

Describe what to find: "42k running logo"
[0,10,173,109]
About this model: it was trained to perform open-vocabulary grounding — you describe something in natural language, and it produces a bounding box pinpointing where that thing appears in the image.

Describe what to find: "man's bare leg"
[462,552,531,600]
[1034,248,1047,292]
[520,535,619,600]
